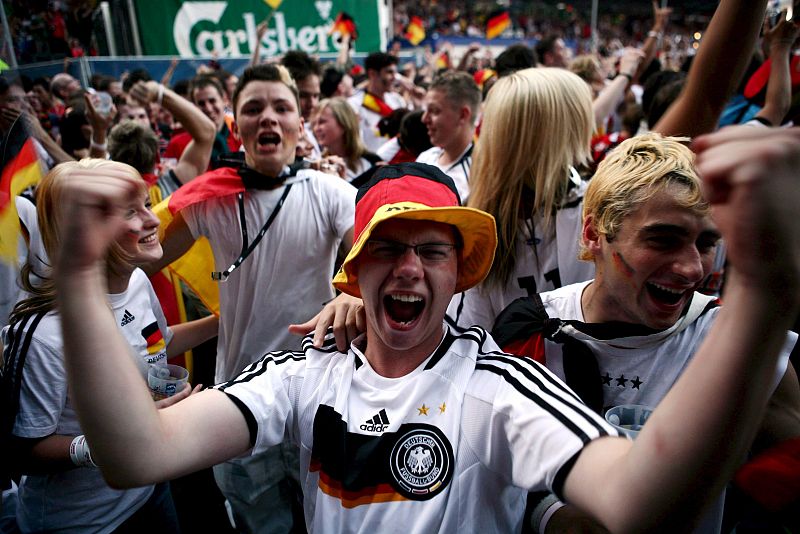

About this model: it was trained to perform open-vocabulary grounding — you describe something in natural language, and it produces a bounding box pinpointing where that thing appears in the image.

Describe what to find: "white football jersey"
[214,324,619,533]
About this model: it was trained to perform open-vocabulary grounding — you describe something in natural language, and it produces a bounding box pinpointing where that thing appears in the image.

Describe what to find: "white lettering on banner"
[174,2,227,57]
[174,1,337,58]
[314,0,333,20]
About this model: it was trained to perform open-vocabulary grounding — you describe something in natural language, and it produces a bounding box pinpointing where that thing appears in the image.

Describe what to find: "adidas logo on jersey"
[360,409,390,432]
[120,310,135,327]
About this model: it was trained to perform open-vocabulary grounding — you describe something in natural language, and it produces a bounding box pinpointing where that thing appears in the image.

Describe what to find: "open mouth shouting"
[257,131,281,152]
[645,282,694,312]
[384,293,425,329]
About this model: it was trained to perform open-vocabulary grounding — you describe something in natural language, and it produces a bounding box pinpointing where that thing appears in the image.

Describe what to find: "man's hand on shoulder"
[289,293,365,351]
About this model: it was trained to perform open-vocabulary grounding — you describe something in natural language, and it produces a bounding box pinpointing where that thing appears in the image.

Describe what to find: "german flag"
[362,92,394,117]
[151,169,244,318]
[330,12,358,41]
[405,16,426,46]
[142,321,167,357]
[0,135,43,263]
[473,68,496,90]
[435,50,451,70]
[486,9,511,40]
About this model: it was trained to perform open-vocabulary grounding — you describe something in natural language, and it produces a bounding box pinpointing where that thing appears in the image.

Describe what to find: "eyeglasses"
[366,239,457,263]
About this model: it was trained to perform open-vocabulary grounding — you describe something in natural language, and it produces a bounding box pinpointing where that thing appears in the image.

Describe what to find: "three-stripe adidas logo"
[120,310,135,327]
[360,409,390,433]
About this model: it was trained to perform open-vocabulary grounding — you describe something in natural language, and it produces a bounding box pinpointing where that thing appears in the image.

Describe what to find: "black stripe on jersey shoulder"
[215,350,305,391]
[301,328,341,354]
[476,351,583,406]
[444,308,467,332]
[475,361,601,444]
[424,330,458,370]
[475,353,611,441]
[448,321,488,342]
[418,324,491,371]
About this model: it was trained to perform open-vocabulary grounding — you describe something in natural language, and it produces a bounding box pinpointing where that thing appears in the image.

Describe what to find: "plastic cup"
[95,91,113,116]
[148,364,189,401]
[604,404,654,439]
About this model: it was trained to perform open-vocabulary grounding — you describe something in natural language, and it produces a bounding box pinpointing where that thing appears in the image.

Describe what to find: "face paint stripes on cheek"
[612,250,637,279]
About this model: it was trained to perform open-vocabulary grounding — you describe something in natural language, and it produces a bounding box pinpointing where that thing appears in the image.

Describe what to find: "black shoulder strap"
[1,311,46,489]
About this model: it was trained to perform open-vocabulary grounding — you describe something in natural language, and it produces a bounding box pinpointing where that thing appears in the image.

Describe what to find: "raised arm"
[55,168,250,487]
[633,1,672,83]
[160,58,179,88]
[654,0,769,137]
[457,43,481,71]
[564,126,800,532]
[250,16,272,66]
[84,92,116,159]
[755,17,800,126]
[20,110,73,164]
[591,48,644,129]
[129,80,216,183]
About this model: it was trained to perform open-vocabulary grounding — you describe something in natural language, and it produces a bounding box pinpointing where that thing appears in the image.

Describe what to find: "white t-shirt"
[531,281,796,534]
[5,268,172,533]
[539,281,794,409]
[183,168,356,382]
[416,144,473,202]
[447,177,595,331]
[347,90,407,153]
[214,324,619,533]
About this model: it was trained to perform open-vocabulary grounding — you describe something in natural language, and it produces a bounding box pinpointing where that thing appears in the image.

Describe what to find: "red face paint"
[612,251,636,279]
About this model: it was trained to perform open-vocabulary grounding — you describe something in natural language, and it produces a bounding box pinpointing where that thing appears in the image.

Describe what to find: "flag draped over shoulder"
[330,12,358,41]
[405,16,426,46]
[151,167,249,318]
[486,9,511,40]
[362,92,394,117]
[0,137,43,263]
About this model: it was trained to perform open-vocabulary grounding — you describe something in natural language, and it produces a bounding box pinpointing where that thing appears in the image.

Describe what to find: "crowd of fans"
[4,0,97,64]
[1,0,799,532]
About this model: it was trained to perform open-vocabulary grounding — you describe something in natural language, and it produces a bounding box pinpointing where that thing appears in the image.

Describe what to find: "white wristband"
[90,139,107,151]
[69,435,98,468]
[530,493,564,533]
[156,84,165,107]
[539,500,566,533]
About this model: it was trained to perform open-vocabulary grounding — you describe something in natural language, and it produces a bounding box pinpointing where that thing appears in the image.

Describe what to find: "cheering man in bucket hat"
[52,133,800,532]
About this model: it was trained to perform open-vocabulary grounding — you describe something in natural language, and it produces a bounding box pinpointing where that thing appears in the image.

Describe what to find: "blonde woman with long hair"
[2,159,216,532]
[313,97,382,185]
[448,68,596,329]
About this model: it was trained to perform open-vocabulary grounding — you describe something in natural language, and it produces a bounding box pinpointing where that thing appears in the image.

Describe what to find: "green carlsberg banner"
[133,1,389,57]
